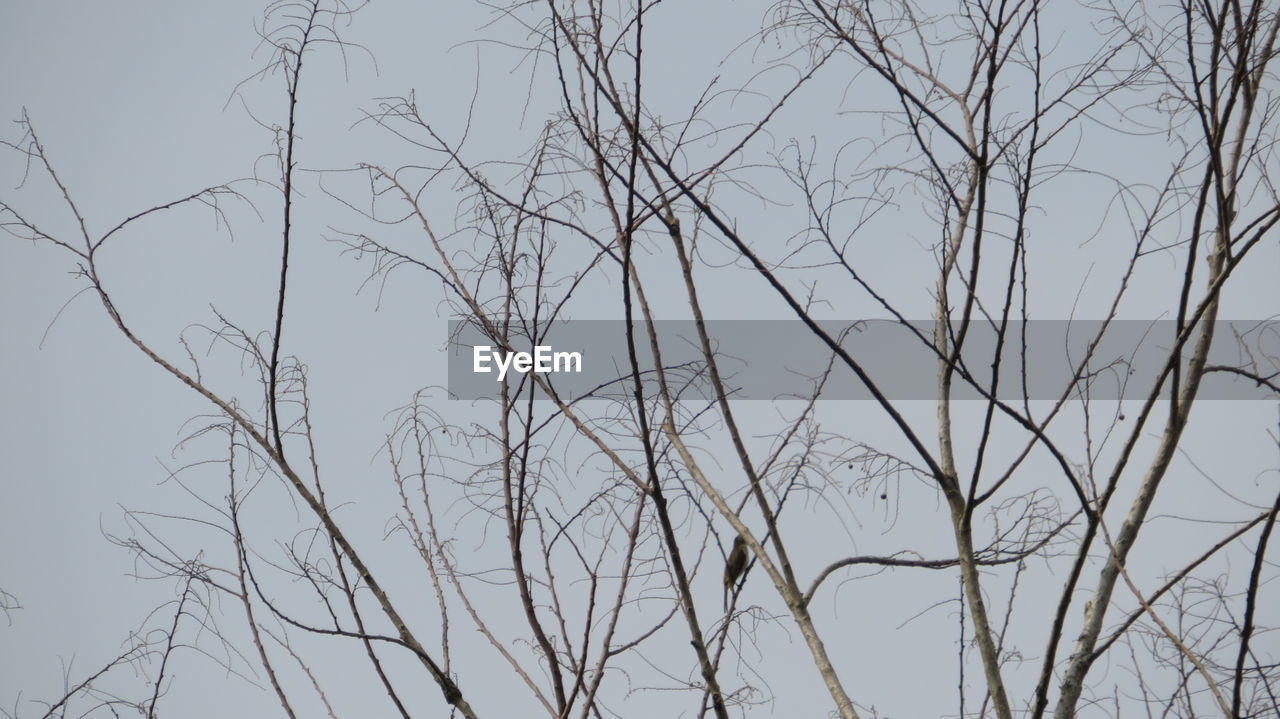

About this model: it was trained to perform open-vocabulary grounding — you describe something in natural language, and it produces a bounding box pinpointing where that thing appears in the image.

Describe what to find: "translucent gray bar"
[446,320,1280,401]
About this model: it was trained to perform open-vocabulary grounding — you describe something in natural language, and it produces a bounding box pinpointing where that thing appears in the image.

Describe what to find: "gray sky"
[2,2,1278,718]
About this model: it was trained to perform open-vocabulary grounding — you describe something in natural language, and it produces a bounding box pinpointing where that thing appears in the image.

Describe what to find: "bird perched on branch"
[723,534,749,610]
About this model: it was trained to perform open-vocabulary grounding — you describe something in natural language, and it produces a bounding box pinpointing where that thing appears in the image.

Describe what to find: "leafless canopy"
[2,1,1278,718]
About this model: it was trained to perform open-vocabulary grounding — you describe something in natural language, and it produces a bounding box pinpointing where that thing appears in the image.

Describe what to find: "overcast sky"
[2,2,1278,718]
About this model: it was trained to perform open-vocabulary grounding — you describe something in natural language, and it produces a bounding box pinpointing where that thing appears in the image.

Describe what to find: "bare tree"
[2,1,1278,718]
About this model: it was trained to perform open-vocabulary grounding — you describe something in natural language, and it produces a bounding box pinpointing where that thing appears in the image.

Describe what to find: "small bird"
[723,534,749,610]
